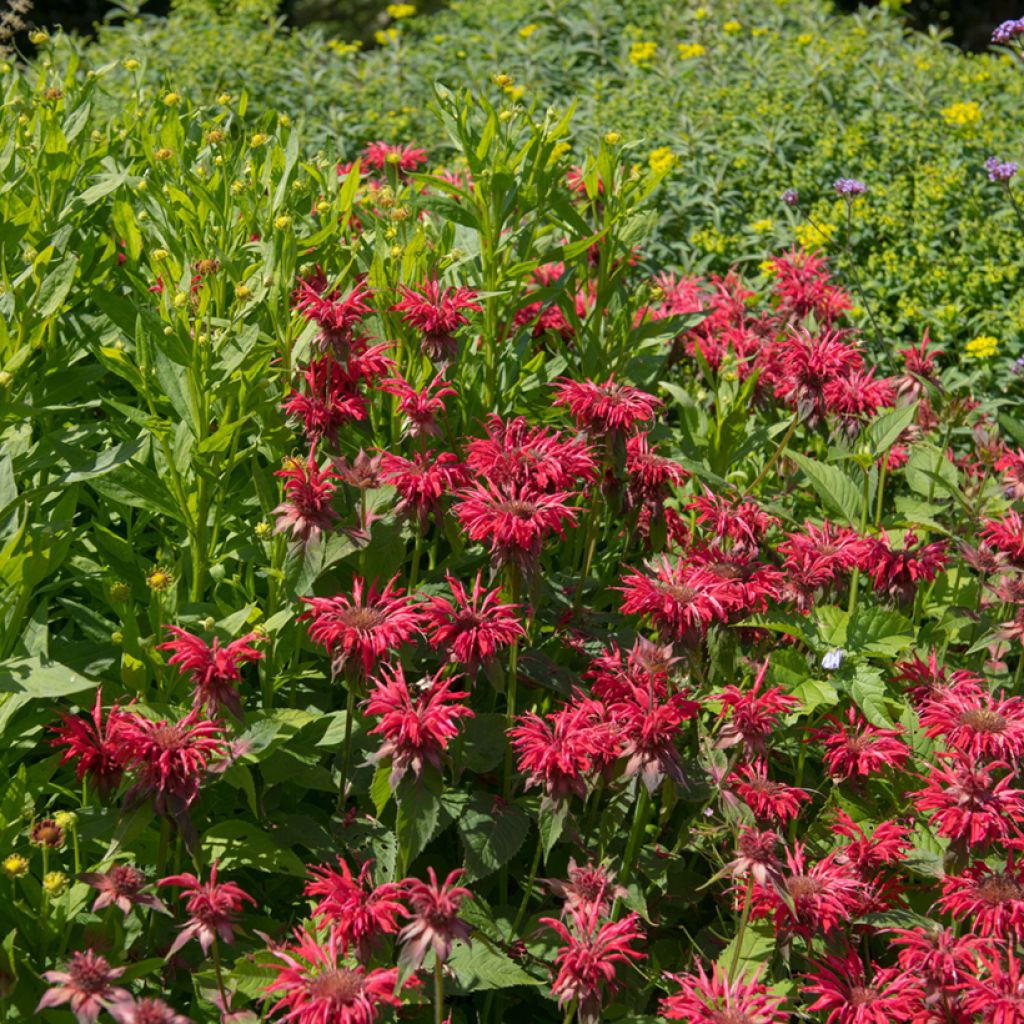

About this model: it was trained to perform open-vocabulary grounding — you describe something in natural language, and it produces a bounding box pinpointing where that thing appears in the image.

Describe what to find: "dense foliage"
[6,2,1024,1024]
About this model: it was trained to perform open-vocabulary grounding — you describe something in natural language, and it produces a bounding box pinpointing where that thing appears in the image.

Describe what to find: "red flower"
[730,760,810,824]
[379,373,456,438]
[159,861,255,956]
[283,356,368,444]
[361,141,428,174]
[995,448,1024,502]
[624,431,689,501]
[777,520,872,612]
[725,828,784,889]
[304,858,403,962]
[546,860,626,921]
[685,545,783,616]
[891,925,991,990]
[379,450,471,526]
[962,950,1024,1024]
[454,481,579,572]
[78,864,167,917]
[50,687,130,799]
[398,867,473,970]
[865,531,949,605]
[423,572,525,669]
[552,375,661,436]
[936,860,1024,942]
[392,279,481,361]
[768,247,852,324]
[294,277,373,354]
[158,626,263,718]
[814,706,910,780]
[981,511,1024,566]
[108,996,191,1024]
[364,664,474,786]
[714,660,799,757]
[802,948,921,1024]
[919,682,1024,760]
[273,452,339,548]
[830,811,911,874]
[895,329,943,401]
[660,962,787,1024]
[913,754,1024,848]
[540,908,645,1024]
[822,368,896,425]
[299,576,425,678]
[265,927,406,1024]
[118,709,228,817]
[36,950,130,1024]
[688,490,778,554]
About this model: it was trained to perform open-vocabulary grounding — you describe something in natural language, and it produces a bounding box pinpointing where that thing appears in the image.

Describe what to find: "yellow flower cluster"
[386,3,416,18]
[327,39,362,56]
[965,335,999,359]
[648,147,676,173]
[677,43,706,60]
[519,23,540,38]
[629,42,658,66]
[940,101,982,127]
[723,20,743,34]
[795,222,836,247]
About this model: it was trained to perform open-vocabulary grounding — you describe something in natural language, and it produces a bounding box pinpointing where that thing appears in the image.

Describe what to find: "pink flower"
[725,828,785,889]
[361,141,428,174]
[50,688,130,799]
[78,864,167,916]
[283,356,368,444]
[398,867,473,970]
[158,626,263,718]
[545,860,626,921]
[36,950,130,1024]
[392,279,481,360]
[688,490,778,554]
[661,962,787,1024]
[919,683,1024,760]
[293,277,373,355]
[265,927,406,1024]
[891,925,992,990]
[803,948,922,1024]
[552,375,661,436]
[935,860,1024,942]
[625,432,688,502]
[768,247,852,324]
[981,511,1024,565]
[378,449,471,526]
[814,706,910,780]
[540,908,646,1024]
[714,661,799,757]
[273,452,339,548]
[159,861,255,956]
[108,997,192,1024]
[730,760,810,824]
[379,373,456,438]
[865,531,949,605]
[962,949,1024,1024]
[364,664,474,786]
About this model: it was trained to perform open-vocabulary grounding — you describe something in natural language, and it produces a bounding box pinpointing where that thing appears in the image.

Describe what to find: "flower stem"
[728,876,755,982]
[619,784,650,892]
[434,954,445,1024]
[212,939,230,1015]
[743,412,799,497]
[510,833,544,938]
[339,682,356,808]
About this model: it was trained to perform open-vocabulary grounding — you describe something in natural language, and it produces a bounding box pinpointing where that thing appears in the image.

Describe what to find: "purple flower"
[781,188,799,207]
[986,156,1019,183]
[833,178,867,197]
[992,18,1024,44]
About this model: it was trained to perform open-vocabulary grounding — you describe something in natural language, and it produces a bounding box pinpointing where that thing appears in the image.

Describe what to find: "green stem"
[212,939,230,1015]
[618,784,650,892]
[728,876,755,982]
[434,954,445,1024]
[743,412,799,496]
[339,682,356,808]
[510,833,544,939]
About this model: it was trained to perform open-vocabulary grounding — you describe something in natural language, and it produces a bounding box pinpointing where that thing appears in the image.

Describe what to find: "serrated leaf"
[791,677,839,713]
[850,606,914,658]
[863,402,918,456]
[716,919,775,974]
[449,939,542,992]
[396,778,441,867]
[787,450,864,527]
[538,799,569,861]
[0,658,95,699]
[201,821,306,877]
[459,794,530,881]
[370,762,392,816]
[461,712,507,773]
[847,665,892,727]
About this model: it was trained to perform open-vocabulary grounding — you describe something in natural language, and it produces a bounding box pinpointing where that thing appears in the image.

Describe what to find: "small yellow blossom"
[965,335,999,359]
[43,872,68,898]
[235,284,252,301]
[519,23,540,38]
[797,33,813,45]
[387,2,415,17]
[254,521,272,539]
[750,218,774,233]
[146,567,174,592]
[375,28,399,46]
[217,93,232,105]
[2,854,28,879]
[153,148,173,161]
[274,215,292,230]
[327,39,362,55]
[795,222,836,247]
[694,6,709,19]
[760,259,778,277]
[29,30,49,44]
[940,101,982,127]
[648,147,676,174]
[723,20,743,34]
[629,42,658,65]
[604,131,622,145]
[250,133,269,147]
[677,43,706,59]
[492,73,513,88]
[151,248,169,261]
[53,811,76,831]
[506,85,524,101]
[162,92,181,106]
[551,141,572,160]
[123,58,141,71]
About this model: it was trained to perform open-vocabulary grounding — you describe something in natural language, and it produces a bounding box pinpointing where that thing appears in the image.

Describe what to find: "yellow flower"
[629,41,658,65]
[146,567,174,592]
[750,218,774,233]
[551,141,572,161]
[386,2,416,17]
[694,6,709,19]
[505,85,525,101]
[254,521,272,539]
[217,93,232,105]
[492,73,513,88]
[604,131,622,145]
[2,854,28,879]
[677,43,706,60]
[53,811,76,831]
[250,133,269,147]
[327,39,362,55]
[162,92,181,106]
[795,222,836,247]
[797,33,813,45]
[375,28,399,46]
[965,335,999,359]
[760,259,778,277]
[723,20,743,34]
[274,215,293,230]
[151,248,169,261]
[29,30,50,44]
[123,58,141,70]
[940,101,982,127]
[519,23,540,38]
[43,872,68,899]
[648,147,676,173]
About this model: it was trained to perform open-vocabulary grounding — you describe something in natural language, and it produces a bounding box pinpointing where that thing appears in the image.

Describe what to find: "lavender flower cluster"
[986,156,1019,183]
[992,18,1024,44]
[833,178,867,197]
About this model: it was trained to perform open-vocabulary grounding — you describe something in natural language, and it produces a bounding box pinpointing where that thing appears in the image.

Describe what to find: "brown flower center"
[664,585,696,603]
[712,1010,752,1024]
[786,875,823,900]
[498,500,538,520]
[849,986,879,1007]
[958,708,1008,734]
[110,865,146,895]
[977,874,1024,905]
[309,968,363,1003]
[339,607,387,631]
[69,956,112,994]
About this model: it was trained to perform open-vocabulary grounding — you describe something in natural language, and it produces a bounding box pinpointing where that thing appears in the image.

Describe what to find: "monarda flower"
[624,431,689,503]
[895,329,943,401]
[293,277,373,355]
[50,688,130,799]
[158,626,264,719]
[364,664,474,786]
[687,490,778,555]
[981,511,1024,566]
[379,373,456,439]
[962,950,1024,1024]
[552,375,661,437]
[78,864,167,917]
[865,531,949,605]
[453,481,579,573]
[729,760,810,824]
[282,356,368,445]
[273,452,339,548]
[361,141,428,174]
[265,928,406,1024]
[108,996,192,1024]
[777,519,872,611]
[830,811,911,875]
[546,860,627,921]
[159,861,255,956]
[936,859,1024,942]
[660,962,787,1024]
[378,450,471,527]
[299,575,425,678]
[822,368,897,428]
[919,682,1024,761]
[891,925,992,991]
[392,278,481,361]
[117,709,228,818]
[423,572,525,671]
[724,828,785,890]
[540,907,645,1024]
[802,948,922,1024]
[398,867,473,970]
[714,661,799,757]
[304,858,403,962]
[768,247,851,324]
[995,448,1024,501]
[36,950,130,1024]
[814,706,910,780]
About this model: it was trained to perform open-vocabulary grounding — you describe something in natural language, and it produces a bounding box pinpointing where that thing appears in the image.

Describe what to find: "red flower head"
[540,907,645,1024]
[552,375,661,436]
[913,753,1024,848]
[962,949,1024,1024]
[379,449,471,526]
[896,329,943,401]
[78,864,167,917]
[830,811,911,875]
[283,356,368,445]
[158,626,264,719]
[108,996,191,1024]
[624,431,689,503]
[981,511,1024,566]
[802,948,922,1024]
[398,867,473,970]
[777,519,872,612]
[919,682,1024,760]
[50,687,130,799]
[995,448,1024,501]
[379,373,456,439]
[725,827,785,889]
[545,860,627,921]
[265,927,407,1024]
[814,706,910,780]
[159,861,255,956]
[299,576,425,678]
[304,858,403,962]
[730,760,810,824]
[453,481,579,573]
[423,572,525,670]
[768,247,852,323]
[294,277,373,355]
[685,545,784,616]
[891,925,992,991]
[273,452,339,548]
[714,660,799,757]
[936,859,1024,942]
[392,279,481,361]
[361,141,428,174]
[118,708,228,818]
[660,962,787,1024]
[364,664,474,786]
[866,531,949,605]
[688,490,778,555]
[36,950,130,1024]
[822,368,897,427]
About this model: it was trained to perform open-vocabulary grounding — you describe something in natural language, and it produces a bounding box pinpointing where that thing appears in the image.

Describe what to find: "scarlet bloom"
[714,661,799,757]
[398,867,473,970]
[392,279,481,361]
[423,572,525,669]
[364,664,474,786]
[117,709,228,817]
[935,859,1024,942]
[453,481,579,572]
[379,373,456,439]
[108,996,191,1024]
[37,950,129,1024]
[981,511,1024,566]
[265,927,405,1024]
[822,368,896,425]
[802,948,921,1024]
[730,760,810,824]
[660,962,787,1024]
[378,450,471,526]
[282,356,368,445]
[273,452,339,548]
[299,576,425,678]
[546,860,627,921]
[540,907,646,1024]
[768,247,852,324]
[688,490,778,554]
[920,682,1024,761]
[78,864,167,917]
[158,626,264,718]
[624,432,688,502]
[50,688,130,799]
[777,520,872,612]
[865,531,949,605]
[814,706,910,780]
[294,277,373,354]
[962,950,1024,1024]
[552,375,661,436]
[725,828,784,889]
[830,811,911,874]
[159,861,255,956]
[891,925,992,990]
[361,140,428,174]
[304,858,403,962]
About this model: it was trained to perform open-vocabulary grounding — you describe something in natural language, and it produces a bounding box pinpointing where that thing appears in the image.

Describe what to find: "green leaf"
[0,658,95,699]
[863,402,918,456]
[459,793,530,881]
[461,713,507,773]
[449,939,542,992]
[370,762,392,817]
[786,450,864,527]
[35,256,78,319]
[201,820,306,877]
[847,665,892,727]
[716,919,775,974]
[791,677,839,713]
[396,777,441,867]
[538,798,569,862]
[813,605,849,648]
[850,606,914,658]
